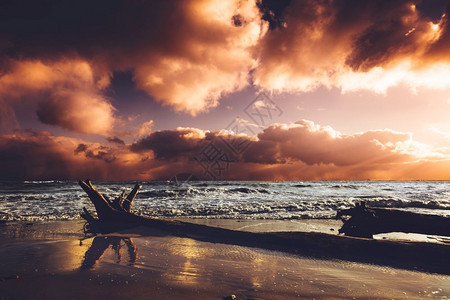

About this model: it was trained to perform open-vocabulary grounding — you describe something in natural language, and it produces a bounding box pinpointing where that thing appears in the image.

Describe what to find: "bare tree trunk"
[337,202,450,238]
[78,181,450,275]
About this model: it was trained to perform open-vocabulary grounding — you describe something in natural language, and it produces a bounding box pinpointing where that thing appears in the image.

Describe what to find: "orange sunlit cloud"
[2,120,446,181]
[3,0,450,114]
[3,1,450,115]
[0,59,115,135]
[2,0,450,180]
[254,1,450,94]
[131,0,264,115]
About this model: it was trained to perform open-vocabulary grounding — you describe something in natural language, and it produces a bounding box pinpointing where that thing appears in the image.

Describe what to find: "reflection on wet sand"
[1,220,450,299]
[162,238,202,286]
[75,232,450,298]
[81,236,137,270]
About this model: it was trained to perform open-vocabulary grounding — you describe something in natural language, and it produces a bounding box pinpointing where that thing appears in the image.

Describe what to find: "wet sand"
[1,219,450,299]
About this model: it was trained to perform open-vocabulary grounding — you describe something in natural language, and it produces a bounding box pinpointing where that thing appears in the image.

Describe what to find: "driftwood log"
[79,181,450,275]
[337,202,450,238]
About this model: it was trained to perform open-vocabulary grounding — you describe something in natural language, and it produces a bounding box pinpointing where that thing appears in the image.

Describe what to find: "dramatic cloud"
[74,143,117,163]
[131,127,208,160]
[106,136,125,145]
[3,0,450,182]
[424,3,450,60]
[0,59,115,135]
[1,119,449,180]
[2,0,450,120]
[251,120,414,166]
[0,131,98,180]
[254,0,450,94]
[0,0,263,116]
[0,131,149,180]
[129,120,449,180]
[131,0,263,115]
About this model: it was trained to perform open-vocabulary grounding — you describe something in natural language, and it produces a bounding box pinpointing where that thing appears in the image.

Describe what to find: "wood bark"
[337,202,450,238]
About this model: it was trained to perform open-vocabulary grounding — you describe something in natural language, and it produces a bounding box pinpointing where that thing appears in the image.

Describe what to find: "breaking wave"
[1,181,450,221]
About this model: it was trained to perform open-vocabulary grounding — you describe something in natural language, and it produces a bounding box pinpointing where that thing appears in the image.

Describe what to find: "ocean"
[1,180,450,222]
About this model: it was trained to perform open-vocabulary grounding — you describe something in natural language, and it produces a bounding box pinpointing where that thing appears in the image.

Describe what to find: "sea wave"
[23,180,65,184]
[1,181,450,222]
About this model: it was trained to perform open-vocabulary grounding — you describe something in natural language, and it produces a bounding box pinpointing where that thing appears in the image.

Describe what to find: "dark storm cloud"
[2,0,443,65]
[74,143,88,154]
[0,0,151,61]
[0,131,149,180]
[0,1,248,60]
[257,0,292,30]
[106,136,125,145]
[345,0,433,71]
[254,0,450,92]
[131,121,416,167]
[0,0,262,116]
[123,121,449,180]
[0,121,447,180]
[416,0,449,21]
[74,143,116,163]
[425,3,450,60]
[2,0,450,138]
[1,1,213,67]
[0,131,80,180]
[131,128,208,160]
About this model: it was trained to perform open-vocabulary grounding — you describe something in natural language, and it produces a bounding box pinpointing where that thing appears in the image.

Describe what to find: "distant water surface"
[1,181,450,222]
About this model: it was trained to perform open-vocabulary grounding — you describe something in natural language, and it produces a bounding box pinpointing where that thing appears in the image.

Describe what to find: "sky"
[2,0,450,180]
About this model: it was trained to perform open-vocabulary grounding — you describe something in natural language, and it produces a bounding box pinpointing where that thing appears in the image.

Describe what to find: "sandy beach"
[4,0,450,298]
[1,219,450,299]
